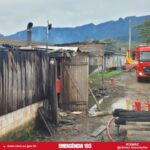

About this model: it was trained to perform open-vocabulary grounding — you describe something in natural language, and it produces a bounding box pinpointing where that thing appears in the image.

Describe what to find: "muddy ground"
[28,71,150,142]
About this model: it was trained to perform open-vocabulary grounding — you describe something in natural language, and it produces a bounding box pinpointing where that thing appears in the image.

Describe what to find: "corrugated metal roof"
[33,45,80,52]
[0,39,102,57]
[56,41,105,53]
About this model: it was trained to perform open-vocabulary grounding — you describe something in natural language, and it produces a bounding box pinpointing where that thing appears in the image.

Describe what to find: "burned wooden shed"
[34,45,89,111]
[61,51,89,111]
[41,41,105,111]
[34,41,105,112]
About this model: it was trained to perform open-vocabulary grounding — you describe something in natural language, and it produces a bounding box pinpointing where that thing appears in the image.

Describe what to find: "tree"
[136,19,150,43]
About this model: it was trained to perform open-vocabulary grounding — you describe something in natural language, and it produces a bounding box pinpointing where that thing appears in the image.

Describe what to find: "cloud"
[0,0,150,35]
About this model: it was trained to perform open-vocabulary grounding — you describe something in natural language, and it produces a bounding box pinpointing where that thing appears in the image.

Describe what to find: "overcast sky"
[0,0,150,35]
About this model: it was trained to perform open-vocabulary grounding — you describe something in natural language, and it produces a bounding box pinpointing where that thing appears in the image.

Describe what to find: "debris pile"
[90,87,108,98]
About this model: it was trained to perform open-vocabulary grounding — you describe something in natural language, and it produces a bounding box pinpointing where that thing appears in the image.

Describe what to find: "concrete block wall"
[0,101,43,139]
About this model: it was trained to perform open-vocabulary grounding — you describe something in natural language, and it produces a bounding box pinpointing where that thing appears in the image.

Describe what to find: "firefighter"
[56,76,61,107]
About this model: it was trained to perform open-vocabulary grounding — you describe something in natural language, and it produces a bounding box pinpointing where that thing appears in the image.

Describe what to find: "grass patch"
[2,129,40,141]
[89,70,124,84]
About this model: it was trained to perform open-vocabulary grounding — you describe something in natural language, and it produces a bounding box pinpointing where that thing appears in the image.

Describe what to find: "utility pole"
[128,19,132,50]
[46,20,52,50]
[27,22,33,46]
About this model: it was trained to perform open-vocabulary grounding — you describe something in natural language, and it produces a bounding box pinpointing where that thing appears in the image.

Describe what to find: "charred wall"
[0,48,56,116]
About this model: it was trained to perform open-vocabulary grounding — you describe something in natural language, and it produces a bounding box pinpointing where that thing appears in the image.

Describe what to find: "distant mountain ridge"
[4,15,150,44]
[0,34,4,37]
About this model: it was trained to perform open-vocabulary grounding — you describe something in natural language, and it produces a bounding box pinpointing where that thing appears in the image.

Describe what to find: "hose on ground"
[106,117,116,141]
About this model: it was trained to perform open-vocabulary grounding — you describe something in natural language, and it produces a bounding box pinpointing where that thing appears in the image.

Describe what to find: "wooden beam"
[91,125,106,137]
[89,110,111,117]
[88,87,101,110]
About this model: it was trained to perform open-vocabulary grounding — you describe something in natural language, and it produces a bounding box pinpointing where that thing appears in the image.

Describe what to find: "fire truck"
[136,45,150,82]
[125,45,150,82]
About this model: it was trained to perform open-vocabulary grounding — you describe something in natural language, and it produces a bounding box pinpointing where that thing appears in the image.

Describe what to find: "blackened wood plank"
[21,52,26,107]
[7,51,13,112]
[28,52,32,105]
[0,52,3,115]
[42,55,46,97]
[16,51,22,108]
[40,52,45,100]
[49,59,58,125]
[2,51,7,114]
[12,52,18,111]
[31,52,36,103]
[35,52,41,101]
[38,51,44,100]
[5,51,9,114]
[25,53,30,106]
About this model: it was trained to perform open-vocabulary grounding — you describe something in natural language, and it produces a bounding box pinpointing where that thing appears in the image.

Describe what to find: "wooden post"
[88,87,101,110]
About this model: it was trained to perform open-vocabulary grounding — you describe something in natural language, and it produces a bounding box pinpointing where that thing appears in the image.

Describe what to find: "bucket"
[134,100,141,111]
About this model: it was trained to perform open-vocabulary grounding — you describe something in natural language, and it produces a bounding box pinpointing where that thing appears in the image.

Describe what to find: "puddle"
[112,97,127,111]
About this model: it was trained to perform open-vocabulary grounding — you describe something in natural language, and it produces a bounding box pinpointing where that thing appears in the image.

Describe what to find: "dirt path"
[115,71,150,102]
[25,71,150,142]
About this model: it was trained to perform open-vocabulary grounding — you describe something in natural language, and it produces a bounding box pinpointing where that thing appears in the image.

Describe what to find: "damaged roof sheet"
[33,45,80,52]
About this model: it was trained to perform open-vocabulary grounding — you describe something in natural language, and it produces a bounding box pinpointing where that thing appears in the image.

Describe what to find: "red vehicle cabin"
[136,46,150,82]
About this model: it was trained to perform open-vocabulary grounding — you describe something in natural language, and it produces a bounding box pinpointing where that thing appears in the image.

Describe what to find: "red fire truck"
[136,45,150,82]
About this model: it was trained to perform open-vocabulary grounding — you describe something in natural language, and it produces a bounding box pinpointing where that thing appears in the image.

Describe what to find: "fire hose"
[106,117,116,141]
